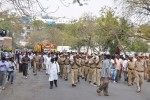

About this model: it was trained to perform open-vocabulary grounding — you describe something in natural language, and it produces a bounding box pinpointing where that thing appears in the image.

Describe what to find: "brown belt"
[72,68,77,69]
[136,70,144,72]
[96,68,102,69]
[90,67,95,69]
[128,68,134,70]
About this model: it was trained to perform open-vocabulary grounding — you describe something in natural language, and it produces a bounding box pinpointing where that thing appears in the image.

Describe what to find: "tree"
[64,14,96,53]
[139,24,150,38]
[27,24,64,48]
[114,0,150,21]
[128,38,149,53]
[95,7,133,55]
[0,0,89,16]
[0,11,23,50]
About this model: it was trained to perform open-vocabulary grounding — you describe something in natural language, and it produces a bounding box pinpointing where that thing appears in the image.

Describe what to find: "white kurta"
[45,57,51,74]
[48,62,60,81]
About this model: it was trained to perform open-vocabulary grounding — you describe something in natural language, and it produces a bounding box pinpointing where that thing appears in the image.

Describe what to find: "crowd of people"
[0,51,16,93]
[0,51,150,96]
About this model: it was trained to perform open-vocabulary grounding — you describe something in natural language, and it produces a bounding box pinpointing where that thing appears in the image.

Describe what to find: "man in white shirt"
[122,57,128,82]
[0,57,8,90]
[19,53,23,72]
[45,54,51,75]
[115,55,123,83]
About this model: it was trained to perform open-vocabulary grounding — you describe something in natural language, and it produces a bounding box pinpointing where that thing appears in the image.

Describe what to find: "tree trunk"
[114,33,126,55]
[86,36,91,54]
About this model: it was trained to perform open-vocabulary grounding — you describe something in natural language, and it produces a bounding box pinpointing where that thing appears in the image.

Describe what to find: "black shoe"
[65,79,68,81]
[72,84,76,87]
[89,81,91,83]
[128,84,132,86]
[34,74,37,76]
[85,78,87,81]
[54,80,57,87]
[97,89,101,93]
[104,94,109,96]
[11,82,13,84]
[50,86,53,89]
[50,81,53,89]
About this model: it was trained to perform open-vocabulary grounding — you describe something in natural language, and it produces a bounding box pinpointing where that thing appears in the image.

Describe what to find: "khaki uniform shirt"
[71,60,77,69]
[81,59,85,66]
[64,58,70,65]
[85,59,89,67]
[89,58,95,68]
[58,57,65,65]
[95,57,100,68]
[127,61,135,70]
[135,61,145,72]
[146,59,150,68]
[34,55,39,62]
[97,61,103,69]
[76,58,81,67]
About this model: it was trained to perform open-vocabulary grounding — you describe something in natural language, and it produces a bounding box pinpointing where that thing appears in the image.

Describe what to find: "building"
[0,37,12,50]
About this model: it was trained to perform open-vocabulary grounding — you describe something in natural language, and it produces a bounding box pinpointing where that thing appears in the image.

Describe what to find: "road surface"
[0,70,150,100]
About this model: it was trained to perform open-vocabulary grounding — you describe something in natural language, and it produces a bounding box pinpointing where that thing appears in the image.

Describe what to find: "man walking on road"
[135,56,146,93]
[0,57,8,91]
[97,55,111,96]
[22,53,30,79]
[33,52,40,75]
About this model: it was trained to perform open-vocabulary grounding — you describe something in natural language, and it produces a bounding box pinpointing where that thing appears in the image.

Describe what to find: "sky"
[38,0,115,19]
[0,0,115,19]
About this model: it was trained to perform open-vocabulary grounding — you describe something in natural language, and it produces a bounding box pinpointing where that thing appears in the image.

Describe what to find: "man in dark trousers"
[97,55,111,96]
[22,53,30,79]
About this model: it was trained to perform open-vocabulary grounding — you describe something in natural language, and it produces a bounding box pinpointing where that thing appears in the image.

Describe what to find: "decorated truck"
[34,40,56,53]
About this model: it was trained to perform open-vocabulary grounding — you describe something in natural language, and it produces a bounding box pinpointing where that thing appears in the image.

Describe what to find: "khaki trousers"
[84,67,89,80]
[59,64,64,77]
[147,68,150,79]
[63,65,69,79]
[39,63,44,72]
[89,68,96,83]
[97,77,109,95]
[135,71,144,91]
[96,69,102,86]
[71,69,78,85]
[81,66,85,78]
[128,69,135,85]
[34,62,39,74]
[78,67,82,77]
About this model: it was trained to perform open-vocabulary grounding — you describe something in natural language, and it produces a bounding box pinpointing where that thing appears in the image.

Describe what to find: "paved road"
[0,70,150,100]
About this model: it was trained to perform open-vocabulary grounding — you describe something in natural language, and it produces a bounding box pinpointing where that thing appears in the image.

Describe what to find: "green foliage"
[139,24,150,38]
[128,38,149,53]
[6,48,12,52]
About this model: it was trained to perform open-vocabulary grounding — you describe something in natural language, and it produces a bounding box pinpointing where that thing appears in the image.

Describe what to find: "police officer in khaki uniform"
[33,52,40,75]
[96,55,103,87]
[63,54,70,81]
[58,54,65,78]
[127,57,135,86]
[135,56,147,93]
[84,55,90,81]
[88,55,96,84]
[146,56,150,82]
[76,54,81,82]
[70,56,78,87]
[81,55,86,79]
